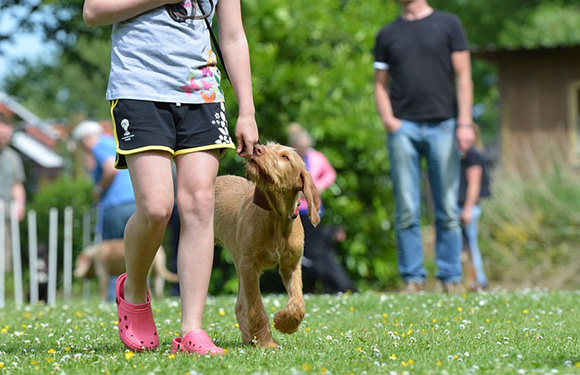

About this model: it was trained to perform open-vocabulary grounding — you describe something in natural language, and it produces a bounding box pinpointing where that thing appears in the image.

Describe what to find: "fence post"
[0,202,4,308]
[47,208,58,306]
[82,212,91,300]
[10,203,23,306]
[28,210,38,304]
[63,207,73,301]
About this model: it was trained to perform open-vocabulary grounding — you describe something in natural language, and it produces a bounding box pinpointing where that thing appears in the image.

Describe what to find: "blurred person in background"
[374,0,473,293]
[457,123,490,291]
[73,120,136,300]
[0,113,26,273]
[287,123,356,294]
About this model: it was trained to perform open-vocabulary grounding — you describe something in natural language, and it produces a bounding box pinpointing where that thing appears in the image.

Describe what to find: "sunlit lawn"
[1,291,580,374]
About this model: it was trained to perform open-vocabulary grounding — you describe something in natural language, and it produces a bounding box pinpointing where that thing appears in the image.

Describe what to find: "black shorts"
[110,99,235,169]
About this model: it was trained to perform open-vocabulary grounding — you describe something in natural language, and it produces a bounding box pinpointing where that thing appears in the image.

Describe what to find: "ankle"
[122,277,148,304]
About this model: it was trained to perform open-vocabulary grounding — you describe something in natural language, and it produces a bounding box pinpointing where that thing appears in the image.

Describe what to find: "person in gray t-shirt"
[83,0,259,354]
[0,113,26,273]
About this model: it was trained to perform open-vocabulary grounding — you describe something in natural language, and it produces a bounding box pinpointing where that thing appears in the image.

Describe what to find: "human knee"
[395,207,419,230]
[177,184,215,218]
[140,198,173,227]
[436,210,460,230]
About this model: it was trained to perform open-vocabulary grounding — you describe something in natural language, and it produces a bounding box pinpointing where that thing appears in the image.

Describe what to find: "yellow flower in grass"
[457,307,463,312]
[436,361,443,366]
[219,308,226,316]
[46,358,54,363]
[349,306,354,311]
[390,354,397,360]
[31,360,39,365]
[0,362,4,369]
[408,359,415,365]
[523,310,529,314]
[168,354,176,360]
[304,328,310,332]
[302,363,312,371]
[47,349,56,354]
[125,352,134,360]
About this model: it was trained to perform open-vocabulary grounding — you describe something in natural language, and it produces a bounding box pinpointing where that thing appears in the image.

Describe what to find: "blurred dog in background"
[74,239,178,301]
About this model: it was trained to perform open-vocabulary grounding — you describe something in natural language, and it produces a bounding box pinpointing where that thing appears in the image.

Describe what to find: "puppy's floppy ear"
[300,169,321,227]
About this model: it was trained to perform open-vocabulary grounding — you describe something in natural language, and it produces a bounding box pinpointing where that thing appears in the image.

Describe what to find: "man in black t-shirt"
[374,0,473,293]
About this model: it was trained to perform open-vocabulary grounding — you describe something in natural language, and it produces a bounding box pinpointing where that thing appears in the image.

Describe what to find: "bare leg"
[175,150,219,337]
[123,152,174,304]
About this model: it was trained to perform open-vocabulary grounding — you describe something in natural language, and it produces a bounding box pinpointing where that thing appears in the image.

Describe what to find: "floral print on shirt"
[180,48,225,103]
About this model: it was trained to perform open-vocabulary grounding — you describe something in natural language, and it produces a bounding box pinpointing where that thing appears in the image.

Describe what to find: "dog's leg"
[235,277,251,344]
[274,258,305,334]
[95,264,109,302]
[236,262,277,348]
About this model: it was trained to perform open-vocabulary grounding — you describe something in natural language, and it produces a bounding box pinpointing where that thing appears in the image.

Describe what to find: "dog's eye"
[281,154,290,161]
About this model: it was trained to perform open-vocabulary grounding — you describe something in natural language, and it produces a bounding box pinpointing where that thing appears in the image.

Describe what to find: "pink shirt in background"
[299,148,336,213]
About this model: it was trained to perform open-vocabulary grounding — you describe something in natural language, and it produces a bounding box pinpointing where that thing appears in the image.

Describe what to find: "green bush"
[479,166,580,289]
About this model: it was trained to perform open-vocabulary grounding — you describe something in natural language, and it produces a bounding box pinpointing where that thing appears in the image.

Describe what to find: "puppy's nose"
[254,144,265,156]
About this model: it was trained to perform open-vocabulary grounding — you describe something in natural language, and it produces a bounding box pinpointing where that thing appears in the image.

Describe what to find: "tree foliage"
[2,0,580,291]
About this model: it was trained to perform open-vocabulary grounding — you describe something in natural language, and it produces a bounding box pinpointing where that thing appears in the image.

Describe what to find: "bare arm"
[374,69,402,133]
[461,165,482,225]
[217,0,259,157]
[83,0,180,27]
[11,183,26,221]
[452,50,473,127]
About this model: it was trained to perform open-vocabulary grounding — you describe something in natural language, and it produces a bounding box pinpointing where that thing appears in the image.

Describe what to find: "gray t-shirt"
[106,0,224,104]
[0,146,25,205]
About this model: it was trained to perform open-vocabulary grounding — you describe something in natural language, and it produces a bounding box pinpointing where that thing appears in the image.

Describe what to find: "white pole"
[28,210,38,304]
[82,212,91,300]
[10,202,23,306]
[0,201,5,309]
[47,208,58,306]
[63,207,73,301]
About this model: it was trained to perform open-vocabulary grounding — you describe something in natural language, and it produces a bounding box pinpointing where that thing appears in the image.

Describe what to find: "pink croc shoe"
[171,329,224,355]
[116,273,159,352]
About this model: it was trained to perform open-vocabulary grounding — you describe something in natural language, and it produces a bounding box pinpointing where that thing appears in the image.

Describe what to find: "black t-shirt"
[459,148,491,207]
[374,11,469,121]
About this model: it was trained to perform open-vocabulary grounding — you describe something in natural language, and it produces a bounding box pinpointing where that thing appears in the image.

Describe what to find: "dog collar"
[291,202,300,220]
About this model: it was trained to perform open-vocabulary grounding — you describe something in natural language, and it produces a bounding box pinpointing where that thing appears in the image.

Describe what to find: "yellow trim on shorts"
[174,143,235,157]
[110,99,120,148]
[117,145,176,155]
[110,99,176,156]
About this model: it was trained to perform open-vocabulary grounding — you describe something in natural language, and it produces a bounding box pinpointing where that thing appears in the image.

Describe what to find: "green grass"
[1,291,580,374]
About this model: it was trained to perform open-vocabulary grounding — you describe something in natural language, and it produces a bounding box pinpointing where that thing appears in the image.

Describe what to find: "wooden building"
[474,45,580,173]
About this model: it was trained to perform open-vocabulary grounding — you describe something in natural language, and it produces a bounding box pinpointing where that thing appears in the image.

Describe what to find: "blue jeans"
[462,205,488,286]
[388,118,462,283]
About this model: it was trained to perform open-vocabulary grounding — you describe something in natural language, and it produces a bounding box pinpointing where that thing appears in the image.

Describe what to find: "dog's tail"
[152,247,179,283]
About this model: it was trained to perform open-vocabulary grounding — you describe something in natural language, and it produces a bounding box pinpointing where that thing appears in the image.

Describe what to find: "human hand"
[235,114,259,157]
[461,208,472,226]
[384,117,402,134]
[334,227,347,242]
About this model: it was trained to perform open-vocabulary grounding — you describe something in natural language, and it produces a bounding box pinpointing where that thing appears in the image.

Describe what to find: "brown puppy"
[214,142,321,348]
[74,239,179,301]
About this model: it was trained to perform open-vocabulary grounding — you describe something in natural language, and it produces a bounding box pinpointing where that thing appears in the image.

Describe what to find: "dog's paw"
[273,309,304,334]
[248,335,278,348]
